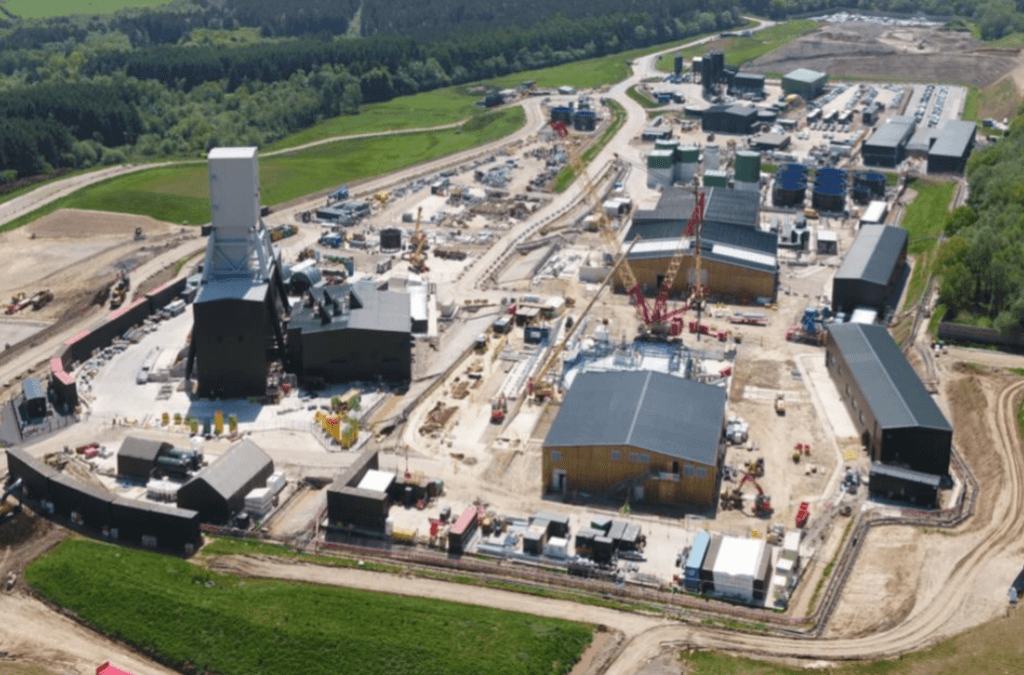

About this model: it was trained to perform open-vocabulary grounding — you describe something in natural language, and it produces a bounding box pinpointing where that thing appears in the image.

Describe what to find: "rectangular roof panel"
[834,225,907,286]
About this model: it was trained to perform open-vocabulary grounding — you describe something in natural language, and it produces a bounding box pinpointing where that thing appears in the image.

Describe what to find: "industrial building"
[326,448,393,535]
[825,323,952,478]
[176,439,274,523]
[750,133,790,151]
[620,187,778,301]
[21,377,46,420]
[683,531,773,603]
[542,370,726,509]
[189,148,291,399]
[729,72,765,95]
[927,120,976,174]
[782,68,828,99]
[862,117,916,167]
[116,436,176,480]
[285,281,412,387]
[831,225,908,316]
[702,105,758,135]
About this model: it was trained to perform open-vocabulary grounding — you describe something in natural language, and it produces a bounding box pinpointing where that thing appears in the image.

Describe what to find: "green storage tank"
[734,151,761,183]
[676,145,700,163]
[655,140,679,152]
[647,150,674,169]
[703,170,729,187]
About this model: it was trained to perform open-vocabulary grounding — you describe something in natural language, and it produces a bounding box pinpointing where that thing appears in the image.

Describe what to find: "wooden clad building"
[542,371,727,509]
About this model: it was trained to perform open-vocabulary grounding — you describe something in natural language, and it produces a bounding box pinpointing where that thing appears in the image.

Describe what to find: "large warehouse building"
[927,120,976,174]
[542,370,727,509]
[862,117,916,167]
[189,148,290,398]
[177,439,274,523]
[831,225,908,316]
[286,281,412,387]
[619,187,778,302]
[326,448,393,535]
[702,105,758,135]
[782,68,828,99]
[825,322,952,481]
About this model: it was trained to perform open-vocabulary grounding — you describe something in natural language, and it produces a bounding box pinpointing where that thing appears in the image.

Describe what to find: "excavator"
[720,472,772,516]
[0,478,23,520]
[408,207,428,274]
[490,395,507,424]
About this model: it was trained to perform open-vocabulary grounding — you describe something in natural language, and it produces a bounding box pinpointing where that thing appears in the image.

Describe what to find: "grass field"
[656,20,818,71]
[2,0,169,18]
[27,539,592,675]
[626,85,660,109]
[902,179,955,306]
[2,106,525,231]
[266,88,483,152]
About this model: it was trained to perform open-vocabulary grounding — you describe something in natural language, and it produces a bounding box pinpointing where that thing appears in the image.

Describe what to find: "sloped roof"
[784,68,827,83]
[834,225,907,286]
[827,323,951,432]
[183,439,273,502]
[544,370,725,466]
[290,281,410,335]
[118,436,173,463]
[868,462,943,486]
[865,119,915,150]
[929,120,976,159]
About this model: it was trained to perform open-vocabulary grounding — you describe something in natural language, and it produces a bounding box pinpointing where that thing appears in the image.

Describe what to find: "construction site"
[1,11,1024,675]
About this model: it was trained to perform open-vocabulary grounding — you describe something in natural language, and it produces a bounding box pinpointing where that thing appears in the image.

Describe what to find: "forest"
[0,0,1022,184]
[937,111,1024,335]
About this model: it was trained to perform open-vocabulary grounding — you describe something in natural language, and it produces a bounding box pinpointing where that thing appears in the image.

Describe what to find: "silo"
[646,150,675,189]
[573,109,596,131]
[703,169,729,188]
[734,151,761,191]
[380,228,402,252]
[676,145,699,184]
[812,184,846,212]
[777,170,807,185]
[674,55,684,76]
[655,140,679,152]
[814,174,846,188]
[705,145,720,170]
[772,180,806,207]
[816,167,847,181]
[781,163,807,175]
[853,171,886,199]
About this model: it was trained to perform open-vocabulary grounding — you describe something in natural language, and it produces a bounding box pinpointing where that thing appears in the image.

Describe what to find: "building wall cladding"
[782,70,827,98]
[927,120,976,174]
[824,332,952,476]
[5,448,55,498]
[831,226,908,315]
[867,469,938,507]
[288,326,411,384]
[47,473,114,529]
[542,445,719,508]
[326,448,389,532]
[110,497,202,550]
[702,107,757,135]
[176,447,274,523]
[192,296,271,398]
[619,255,776,300]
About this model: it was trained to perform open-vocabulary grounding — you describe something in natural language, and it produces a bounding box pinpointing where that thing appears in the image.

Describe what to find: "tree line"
[938,113,1024,335]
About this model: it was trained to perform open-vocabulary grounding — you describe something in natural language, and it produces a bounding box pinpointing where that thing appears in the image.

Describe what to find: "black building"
[111,497,202,552]
[286,282,412,388]
[730,72,765,95]
[831,225,907,316]
[868,463,940,507]
[177,439,274,523]
[701,51,725,94]
[702,105,758,135]
[117,436,174,481]
[825,323,952,477]
[5,447,55,498]
[47,473,114,529]
[927,120,976,175]
[862,117,916,168]
[326,448,392,534]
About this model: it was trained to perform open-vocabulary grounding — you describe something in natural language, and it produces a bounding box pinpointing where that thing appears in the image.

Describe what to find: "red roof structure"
[96,662,137,675]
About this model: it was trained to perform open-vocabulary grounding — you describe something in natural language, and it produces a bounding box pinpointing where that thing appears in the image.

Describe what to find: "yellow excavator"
[409,207,428,274]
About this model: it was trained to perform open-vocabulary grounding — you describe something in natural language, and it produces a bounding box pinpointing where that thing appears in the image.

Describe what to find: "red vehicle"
[796,501,810,528]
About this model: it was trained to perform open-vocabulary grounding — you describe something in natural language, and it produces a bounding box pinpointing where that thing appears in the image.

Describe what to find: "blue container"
[781,163,807,175]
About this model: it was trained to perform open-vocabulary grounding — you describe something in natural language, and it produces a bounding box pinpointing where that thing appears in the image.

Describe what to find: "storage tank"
[853,171,887,199]
[734,151,761,184]
[573,109,596,131]
[703,169,729,188]
[380,228,402,252]
[674,54,684,75]
[814,174,846,189]
[704,145,720,170]
[773,180,806,207]
[816,167,847,181]
[676,145,700,164]
[781,163,807,175]
[812,184,846,212]
[777,170,807,185]
[655,140,679,152]
[675,145,699,184]
[646,149,675,189]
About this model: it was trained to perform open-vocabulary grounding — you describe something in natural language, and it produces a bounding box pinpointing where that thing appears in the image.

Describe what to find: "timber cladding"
[615,255,776,301]
[542,444,718,508]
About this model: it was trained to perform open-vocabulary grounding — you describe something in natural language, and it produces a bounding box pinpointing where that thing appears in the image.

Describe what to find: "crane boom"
[650,188,704,323]
[409,207,427,273]
[529,236,640,400]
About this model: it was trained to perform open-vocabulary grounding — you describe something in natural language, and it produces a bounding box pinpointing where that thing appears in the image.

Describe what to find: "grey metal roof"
[929,120,976,159]
[22,378,44,400]
[118,436,173,462]
[869,462,942,486]
[544,370,726,466]
[784,68,826,84]
[726,105,758,118]
[834,225,907,286]
[827,323,952,432]
[630,187,760,230]
[864,119,915,150]
[735,72,765,82]
[184,439,273,502]
[289,281,410,335]
[195,278,270,304]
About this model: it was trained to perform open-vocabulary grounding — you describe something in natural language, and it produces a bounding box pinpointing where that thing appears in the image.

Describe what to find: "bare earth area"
[747,23,1021,87]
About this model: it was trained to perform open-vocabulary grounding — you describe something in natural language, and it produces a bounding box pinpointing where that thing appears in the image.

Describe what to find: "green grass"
[626,85,661,109]
[885,171,900,187]
[1008,367,1024,377]
[28,539,592,675]
[903,180,955,255]
[807,518,854,614]
[928,303,947,337]
[657,20,818,70]
[3,106,525,230]
[266,88,483,152]
[2,0,170,18]
[551,99,625,193]
[963,86,981,121]
[761,162,777,174]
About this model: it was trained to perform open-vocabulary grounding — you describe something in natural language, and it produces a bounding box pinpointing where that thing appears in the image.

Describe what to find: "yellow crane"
[409,207,428,274]
[527,237,640,402]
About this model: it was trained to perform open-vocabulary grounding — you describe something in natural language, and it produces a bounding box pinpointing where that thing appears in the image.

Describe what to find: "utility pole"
[693,179,705,342]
